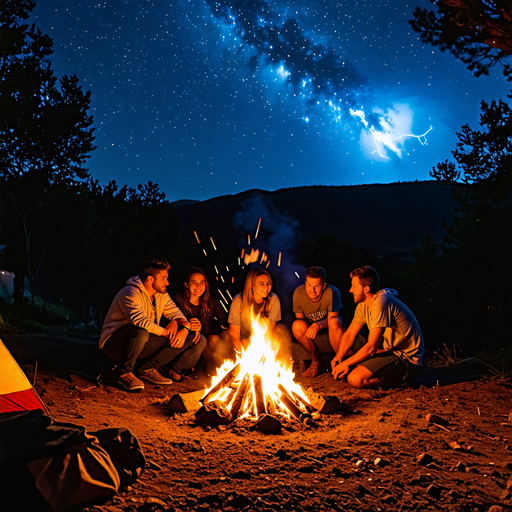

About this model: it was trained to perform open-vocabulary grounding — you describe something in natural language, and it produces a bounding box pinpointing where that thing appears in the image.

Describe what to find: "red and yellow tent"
[0,340,46,413]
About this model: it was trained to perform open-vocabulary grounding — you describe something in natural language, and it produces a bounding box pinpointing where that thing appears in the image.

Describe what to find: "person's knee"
[292,319,308,338]
[208,334,220,349]
[347,371,365,388]
[131,326,149,347]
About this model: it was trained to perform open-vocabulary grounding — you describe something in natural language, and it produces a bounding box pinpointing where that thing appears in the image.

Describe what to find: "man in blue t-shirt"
[292,266,344,377]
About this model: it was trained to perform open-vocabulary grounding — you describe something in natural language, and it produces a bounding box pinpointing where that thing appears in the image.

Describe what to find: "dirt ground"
[3,328,512,512]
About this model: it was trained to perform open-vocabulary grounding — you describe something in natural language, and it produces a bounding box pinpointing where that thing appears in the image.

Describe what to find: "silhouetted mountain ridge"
[173,181,455,255]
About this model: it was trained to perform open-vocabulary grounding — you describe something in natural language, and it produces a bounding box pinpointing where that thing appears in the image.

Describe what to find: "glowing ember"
[255,218,261,239]
[202,309,313,422]
[244,248,260,265]
[278,252,282,266]
[194,231,201,244]
[210,237,217,250]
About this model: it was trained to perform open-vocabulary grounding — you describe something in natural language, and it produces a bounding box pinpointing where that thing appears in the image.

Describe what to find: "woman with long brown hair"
[227,267,284,353]
[173,267,227,378]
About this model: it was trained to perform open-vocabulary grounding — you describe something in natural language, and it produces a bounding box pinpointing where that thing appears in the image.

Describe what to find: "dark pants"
[102,324,207,375]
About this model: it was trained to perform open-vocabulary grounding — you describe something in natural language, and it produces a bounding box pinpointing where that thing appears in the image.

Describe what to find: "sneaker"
[118,372,145,391]
[138,367,173,385]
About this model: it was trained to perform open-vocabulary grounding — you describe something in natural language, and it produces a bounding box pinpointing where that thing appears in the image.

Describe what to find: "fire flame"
[203,309,311,420]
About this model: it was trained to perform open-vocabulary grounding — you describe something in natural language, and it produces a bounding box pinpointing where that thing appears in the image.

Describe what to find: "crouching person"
[99,258,206,391]
[331,266,424,389]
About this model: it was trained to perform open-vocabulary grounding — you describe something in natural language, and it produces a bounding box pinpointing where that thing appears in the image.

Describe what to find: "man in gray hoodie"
[100,258,206,391]
[331,266,424,389]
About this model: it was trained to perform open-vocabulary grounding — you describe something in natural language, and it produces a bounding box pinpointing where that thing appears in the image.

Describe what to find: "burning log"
[195,400,232,427]
[292,391,317,414]
[253,375,266,418]
[202,364,241,404]
[230,373,250,420]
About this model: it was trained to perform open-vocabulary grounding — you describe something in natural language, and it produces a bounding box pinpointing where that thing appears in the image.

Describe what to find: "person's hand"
[163,320,178,343]
[170,327,187,348]
[332,361,349,381]
[192,329,201,344]
[331,353,342,371]
[190,318,201,331]
[305,322,320,339]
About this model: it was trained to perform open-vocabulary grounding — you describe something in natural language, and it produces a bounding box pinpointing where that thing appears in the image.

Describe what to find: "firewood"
[168,389,206,413]
[202,364,241,404]
[253,374,266,418]
[278,384,311,420]
[291,390,317,414]
[279,392,303,420]
[230,373,250,420]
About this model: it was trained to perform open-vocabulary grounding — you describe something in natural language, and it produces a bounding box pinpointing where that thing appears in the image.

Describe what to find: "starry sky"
[32,0,510,202]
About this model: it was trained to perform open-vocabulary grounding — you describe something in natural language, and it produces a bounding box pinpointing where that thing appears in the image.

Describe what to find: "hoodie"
[99,276,186,349]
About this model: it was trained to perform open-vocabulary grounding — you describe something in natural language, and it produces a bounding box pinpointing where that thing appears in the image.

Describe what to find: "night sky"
[32,0,510,202]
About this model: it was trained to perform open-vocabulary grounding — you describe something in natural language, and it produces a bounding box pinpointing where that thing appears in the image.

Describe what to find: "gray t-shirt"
[292,284,342,324]
[228,292,282,340]
[353,289,424,366]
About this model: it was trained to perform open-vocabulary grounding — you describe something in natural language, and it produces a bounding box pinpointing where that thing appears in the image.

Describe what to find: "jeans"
[102,323,207,374]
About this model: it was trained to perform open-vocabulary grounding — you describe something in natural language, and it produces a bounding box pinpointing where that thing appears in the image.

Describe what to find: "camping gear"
[0,339,48,413]
[0,340,146,511]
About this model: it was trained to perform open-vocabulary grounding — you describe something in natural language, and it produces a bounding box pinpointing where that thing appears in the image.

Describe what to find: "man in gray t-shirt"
[332,266,424,389]
[292,266,344,377]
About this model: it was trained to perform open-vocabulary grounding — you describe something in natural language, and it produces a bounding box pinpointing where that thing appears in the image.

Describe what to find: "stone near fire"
[168,389,205,413]
[374,457,386,467]
[426,413,449,426]
[455,461,466,472]
[194,401,232,427]
[304,387,341,414]
[255,414,282,434]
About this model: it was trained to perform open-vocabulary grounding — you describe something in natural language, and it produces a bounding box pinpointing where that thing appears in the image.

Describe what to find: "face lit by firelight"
[350,276,367,304]
[186,273,206,301]
[305,276,326,303]
[252,275,272,303]
[150,270,169,295]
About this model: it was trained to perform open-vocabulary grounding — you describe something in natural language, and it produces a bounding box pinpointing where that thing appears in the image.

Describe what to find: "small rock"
[145,497,167,507]
[356,484,372,496]
[501,461,512,470]
[455,461,466,472]
[374,457,386,467]
[426,484,442,500]
[426,413,449,426]
[449,441,462,450]
[489,505,504,512]
[416,453,434,466]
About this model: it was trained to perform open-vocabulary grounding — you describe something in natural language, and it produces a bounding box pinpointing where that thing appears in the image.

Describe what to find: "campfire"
[193,310,324,434]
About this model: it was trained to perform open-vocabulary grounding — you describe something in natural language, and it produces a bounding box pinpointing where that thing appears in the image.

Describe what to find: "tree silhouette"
[0,0,95,303]
[410,0,512,82]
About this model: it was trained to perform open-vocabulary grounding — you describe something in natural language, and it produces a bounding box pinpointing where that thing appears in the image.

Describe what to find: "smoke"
[232,193,305,327]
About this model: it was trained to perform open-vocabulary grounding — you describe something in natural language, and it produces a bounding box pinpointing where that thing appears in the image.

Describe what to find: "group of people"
[99,258,424,392]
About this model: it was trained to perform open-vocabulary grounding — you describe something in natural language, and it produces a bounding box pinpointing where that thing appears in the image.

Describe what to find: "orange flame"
[203,309,311,420]
[244,248,260,265]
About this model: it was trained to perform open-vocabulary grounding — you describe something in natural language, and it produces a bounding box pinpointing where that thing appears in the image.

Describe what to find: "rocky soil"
[3,330,512,512]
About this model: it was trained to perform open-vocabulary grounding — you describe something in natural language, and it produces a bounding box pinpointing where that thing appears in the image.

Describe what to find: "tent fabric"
[0,339,46,413]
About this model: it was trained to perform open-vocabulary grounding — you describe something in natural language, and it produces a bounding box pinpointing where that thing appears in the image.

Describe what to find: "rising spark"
[203,249,208,257]
[255,218,261,239]
[278,252,282,266]
[194,231,200,244]
[210,237,217,250]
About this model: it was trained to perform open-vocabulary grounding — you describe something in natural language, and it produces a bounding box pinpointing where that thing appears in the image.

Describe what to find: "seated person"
[292,266,344,377]
[99,258,206,391]
[331,266,424,389]
[173,267,228,377]
[227,267,289,355]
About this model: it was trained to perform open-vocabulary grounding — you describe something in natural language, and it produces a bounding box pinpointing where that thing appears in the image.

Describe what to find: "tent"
[0,339,48,414]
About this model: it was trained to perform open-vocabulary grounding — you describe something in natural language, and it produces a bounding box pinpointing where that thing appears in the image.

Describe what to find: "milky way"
[32,0,510,201]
